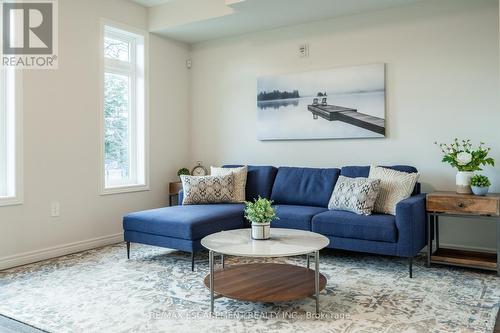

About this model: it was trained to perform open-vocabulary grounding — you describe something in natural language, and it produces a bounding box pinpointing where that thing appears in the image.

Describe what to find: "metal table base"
[208,250,322,315]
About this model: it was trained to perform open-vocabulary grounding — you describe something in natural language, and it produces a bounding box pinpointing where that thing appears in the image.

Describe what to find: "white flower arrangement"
[435,139,494,172]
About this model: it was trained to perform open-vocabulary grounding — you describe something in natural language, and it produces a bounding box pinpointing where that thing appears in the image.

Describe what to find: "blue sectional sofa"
[123,165,426,277]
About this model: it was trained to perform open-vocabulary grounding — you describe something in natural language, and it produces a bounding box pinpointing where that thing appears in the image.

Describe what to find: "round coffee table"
[201,228,330,314]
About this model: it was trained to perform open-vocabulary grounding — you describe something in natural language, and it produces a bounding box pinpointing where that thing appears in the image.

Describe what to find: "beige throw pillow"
[210,166,248,203]
[368,166,420,215]
[181,174,235,205]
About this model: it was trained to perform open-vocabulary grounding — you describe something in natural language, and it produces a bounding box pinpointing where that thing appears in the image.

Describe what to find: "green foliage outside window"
[104,72,129,177]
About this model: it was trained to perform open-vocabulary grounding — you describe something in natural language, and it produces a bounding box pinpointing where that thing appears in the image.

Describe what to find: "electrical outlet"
[51,201,60,217]
[299,44,309,58]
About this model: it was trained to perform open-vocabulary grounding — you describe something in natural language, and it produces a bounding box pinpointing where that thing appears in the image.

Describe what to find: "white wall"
[1,0,498,268]
[190,0,500,250]
[0,0,191,268]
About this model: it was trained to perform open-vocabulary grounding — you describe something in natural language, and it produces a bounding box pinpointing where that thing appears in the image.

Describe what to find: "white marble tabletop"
[201,228,330,257]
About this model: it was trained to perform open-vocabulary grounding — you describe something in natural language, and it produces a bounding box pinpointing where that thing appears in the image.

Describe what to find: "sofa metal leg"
[191,252,195,272]
[126,242,130,259]
[409,257,413,278]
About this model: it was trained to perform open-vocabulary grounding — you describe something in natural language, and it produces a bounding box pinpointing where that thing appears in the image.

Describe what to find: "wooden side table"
[426,191,500,275]
[169,181,183,206]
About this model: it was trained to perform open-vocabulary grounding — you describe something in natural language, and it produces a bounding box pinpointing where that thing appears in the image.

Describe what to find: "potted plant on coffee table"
[470,175,491,196]
[244,197,278,240]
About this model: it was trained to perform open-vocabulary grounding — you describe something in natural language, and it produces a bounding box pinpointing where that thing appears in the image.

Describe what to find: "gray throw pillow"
[181,174,235,205]
[328,176,381,215]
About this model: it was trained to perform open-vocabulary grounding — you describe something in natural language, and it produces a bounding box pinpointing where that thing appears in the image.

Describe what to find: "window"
[0,67,22,206]
[101,22,148,194]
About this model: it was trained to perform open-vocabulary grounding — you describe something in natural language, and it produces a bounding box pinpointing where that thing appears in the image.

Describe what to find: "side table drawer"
[427,194,499,215]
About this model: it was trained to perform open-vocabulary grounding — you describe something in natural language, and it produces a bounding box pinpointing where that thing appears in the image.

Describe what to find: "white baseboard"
[0,233,124,271]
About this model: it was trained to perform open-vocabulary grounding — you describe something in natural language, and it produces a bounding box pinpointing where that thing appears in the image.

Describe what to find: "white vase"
[251,222,271,240]
[456,171,473,194]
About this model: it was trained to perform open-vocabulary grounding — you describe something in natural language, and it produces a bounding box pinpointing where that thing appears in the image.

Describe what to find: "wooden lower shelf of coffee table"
[203,263,327,303]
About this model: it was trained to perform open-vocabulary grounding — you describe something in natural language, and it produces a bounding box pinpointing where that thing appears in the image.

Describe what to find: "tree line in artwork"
[257,90,300,101]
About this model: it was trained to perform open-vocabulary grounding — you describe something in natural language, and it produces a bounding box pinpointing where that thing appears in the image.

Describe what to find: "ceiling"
[133,0,425,43]
[131,0,175,7]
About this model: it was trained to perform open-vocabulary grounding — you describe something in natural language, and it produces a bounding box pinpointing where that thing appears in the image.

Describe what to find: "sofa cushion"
[224,165,278,201]
[311,210,398,243]
[272,205,328,231]
[211,166,247,202]
[180,174,235,205]
[369,166,420,215]
[123,204,245,240]
[341,165,418,177]
[328,176,381,215]
[341,165,420,195]
[271,167,340,207]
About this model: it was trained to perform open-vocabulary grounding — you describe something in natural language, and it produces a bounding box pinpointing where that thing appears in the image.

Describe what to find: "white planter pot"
[251,223,271,240]
[456,171,473,194]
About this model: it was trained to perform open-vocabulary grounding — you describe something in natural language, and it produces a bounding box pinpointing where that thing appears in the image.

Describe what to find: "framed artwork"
[257,63,386,140]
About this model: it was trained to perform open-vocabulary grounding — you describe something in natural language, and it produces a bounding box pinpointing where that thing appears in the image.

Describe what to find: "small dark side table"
[169,181,183,206]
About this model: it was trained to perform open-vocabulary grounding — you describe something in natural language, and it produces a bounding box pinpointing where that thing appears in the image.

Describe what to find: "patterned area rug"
[0,243,498,333]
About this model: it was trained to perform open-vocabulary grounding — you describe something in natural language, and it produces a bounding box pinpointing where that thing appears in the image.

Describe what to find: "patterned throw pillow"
[210,166,247,203]
[181,174,235,205]
[328,176,381,215]
[369,166,420,215]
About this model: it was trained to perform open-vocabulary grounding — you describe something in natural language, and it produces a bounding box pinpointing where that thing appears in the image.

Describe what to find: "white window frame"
[0,68,23,207]
[99,20,149,195]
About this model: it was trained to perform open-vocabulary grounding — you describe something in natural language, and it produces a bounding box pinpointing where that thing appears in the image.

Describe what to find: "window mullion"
[129,38,137,184]
[104,58,132,73]
[0,67,20,203]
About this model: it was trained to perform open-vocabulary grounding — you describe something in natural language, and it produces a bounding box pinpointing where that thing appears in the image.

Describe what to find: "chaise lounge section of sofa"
[123,164,426,277]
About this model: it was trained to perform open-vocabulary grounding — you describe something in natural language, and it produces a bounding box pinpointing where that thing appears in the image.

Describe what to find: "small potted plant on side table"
[244,197,278,240]
[470,175,491,196]
[177,168,190,178]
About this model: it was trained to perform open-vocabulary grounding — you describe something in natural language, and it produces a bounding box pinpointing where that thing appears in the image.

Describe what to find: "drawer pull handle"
[458,202,465,208]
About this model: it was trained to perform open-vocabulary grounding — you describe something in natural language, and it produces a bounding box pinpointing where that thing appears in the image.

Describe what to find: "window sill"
[101,184,149,196]
[0,197,23,207]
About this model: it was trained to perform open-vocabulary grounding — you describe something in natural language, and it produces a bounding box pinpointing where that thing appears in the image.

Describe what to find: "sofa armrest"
[178,190,184,205]
[395,193,427,257]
